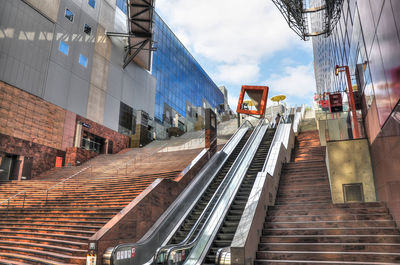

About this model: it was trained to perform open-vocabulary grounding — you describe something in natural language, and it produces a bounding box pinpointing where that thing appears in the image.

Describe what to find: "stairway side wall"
[326,139,377,203]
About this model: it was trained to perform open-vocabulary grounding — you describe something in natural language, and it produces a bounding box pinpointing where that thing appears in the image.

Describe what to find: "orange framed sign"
[236,85,269,116]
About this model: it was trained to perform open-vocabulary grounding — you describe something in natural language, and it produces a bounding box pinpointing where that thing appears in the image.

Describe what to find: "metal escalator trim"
[155,119,265,263]
[106,121,252,265]
[262,116,285,173]
[220,120,253,154]
[182,122,271,265]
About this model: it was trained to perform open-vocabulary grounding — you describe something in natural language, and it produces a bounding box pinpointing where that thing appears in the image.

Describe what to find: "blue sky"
[156,0,316,111]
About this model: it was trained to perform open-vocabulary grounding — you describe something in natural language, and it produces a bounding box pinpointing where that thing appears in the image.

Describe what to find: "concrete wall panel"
[80,0,100,21]
[121,74,135,108]
[86,84,105,124]
[50,24,73,70]
[326,139,377,203]
[57,0,81,33]
[90,52,109,91]
[94,25,111,61]
[0,0,53,98]
[67,73,89,116]
[103,94,120,131]
[98,0,114,32]
[107,62,123,99]
[25,0,60,22]
[44,61,70,108]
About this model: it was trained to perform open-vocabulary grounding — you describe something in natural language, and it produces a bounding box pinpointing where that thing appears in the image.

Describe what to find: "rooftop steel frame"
[106,0,156,69]
[271,0,344,40]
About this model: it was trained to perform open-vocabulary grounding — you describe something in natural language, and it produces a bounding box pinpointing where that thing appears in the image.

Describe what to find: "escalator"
[203,127,276,264]
[153,122,278,265]
[104,121,254,265]
[169,130,251,245]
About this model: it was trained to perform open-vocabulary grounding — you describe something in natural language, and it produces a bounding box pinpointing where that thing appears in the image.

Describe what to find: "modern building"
[312,0,399,224]
[0,0,224,180]
[152,13,224,137]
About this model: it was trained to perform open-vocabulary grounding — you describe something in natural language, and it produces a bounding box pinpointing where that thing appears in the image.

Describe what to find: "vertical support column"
[344,66,360,139]
[17,156,25,181]
[205,108,217,156]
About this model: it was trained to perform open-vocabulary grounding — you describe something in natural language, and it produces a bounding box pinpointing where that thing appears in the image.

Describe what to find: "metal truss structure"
[107,0,155,70]
[271,0,344,40]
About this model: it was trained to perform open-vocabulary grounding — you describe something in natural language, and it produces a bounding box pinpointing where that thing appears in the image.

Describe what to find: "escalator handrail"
[105,119,255,265]
[219,120,253,152]
[158,119,268,264]
[261,115,285,173]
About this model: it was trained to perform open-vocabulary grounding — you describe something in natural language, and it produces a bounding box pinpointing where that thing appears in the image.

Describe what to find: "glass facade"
[312,0,400,129]
[312,0,400,227]
[152,12,224,123]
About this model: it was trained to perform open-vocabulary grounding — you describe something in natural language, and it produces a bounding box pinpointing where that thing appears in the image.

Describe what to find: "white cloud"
[156,0,309,85]
[216,63,260,85]
[268,64,316,102]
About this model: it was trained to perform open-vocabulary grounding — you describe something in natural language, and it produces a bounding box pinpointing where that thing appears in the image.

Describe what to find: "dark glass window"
[84,24,92,35]
[119,102,136,135]
[65,9,74,22]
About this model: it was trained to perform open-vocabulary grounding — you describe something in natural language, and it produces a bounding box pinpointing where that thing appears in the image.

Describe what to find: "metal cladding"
[271,0,344,40]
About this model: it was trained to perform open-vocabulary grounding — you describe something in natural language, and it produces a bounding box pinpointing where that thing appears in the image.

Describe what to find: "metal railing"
[44,166,91,205]
[0,191,27,213]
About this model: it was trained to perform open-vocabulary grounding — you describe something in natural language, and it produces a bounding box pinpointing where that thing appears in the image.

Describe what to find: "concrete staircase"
[0,148,203,265]
[255,130,400,264]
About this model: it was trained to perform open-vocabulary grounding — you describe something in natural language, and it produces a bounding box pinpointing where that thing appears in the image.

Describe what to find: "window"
[119,102,136,135]
[59,41,69,55]
[79,54,88,68]
[65,9,74,22]
[88,0,95,8]
[116,0,127,14]
[83,24,92,35]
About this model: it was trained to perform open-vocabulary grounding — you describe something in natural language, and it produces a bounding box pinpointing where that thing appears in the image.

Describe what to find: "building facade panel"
[312,0,400,225]
[0,0,53,98]
[67,73,90,117]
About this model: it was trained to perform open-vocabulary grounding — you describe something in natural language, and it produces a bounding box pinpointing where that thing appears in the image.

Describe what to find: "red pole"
[344,66,360,139]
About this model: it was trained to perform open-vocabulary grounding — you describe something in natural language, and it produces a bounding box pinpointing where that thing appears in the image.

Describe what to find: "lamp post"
[335,65,360,139]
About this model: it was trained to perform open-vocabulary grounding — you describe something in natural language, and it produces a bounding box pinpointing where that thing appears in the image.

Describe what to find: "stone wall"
[0,133,65,178]
[0,81,66,150]
[76,115,129,154]
[65,147,98,167]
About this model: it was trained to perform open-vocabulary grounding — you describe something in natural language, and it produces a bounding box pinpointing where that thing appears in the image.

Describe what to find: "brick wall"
[65,147,98,167]
[0,133,65,178]
[76,116,129,154]
[0,81,65,150]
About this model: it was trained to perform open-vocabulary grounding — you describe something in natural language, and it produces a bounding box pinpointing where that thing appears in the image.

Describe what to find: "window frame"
[88,0,96,8]
[64,8,74,23]
[59,41,69,55]
[83,24,92,35]
[79,54,88,68]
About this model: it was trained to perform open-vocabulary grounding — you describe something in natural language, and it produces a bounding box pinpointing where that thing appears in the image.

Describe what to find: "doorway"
[0,154,19,181]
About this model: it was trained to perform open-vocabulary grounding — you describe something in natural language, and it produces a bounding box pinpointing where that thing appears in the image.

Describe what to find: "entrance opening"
[0,154,19,181]
[81,131,106,154]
